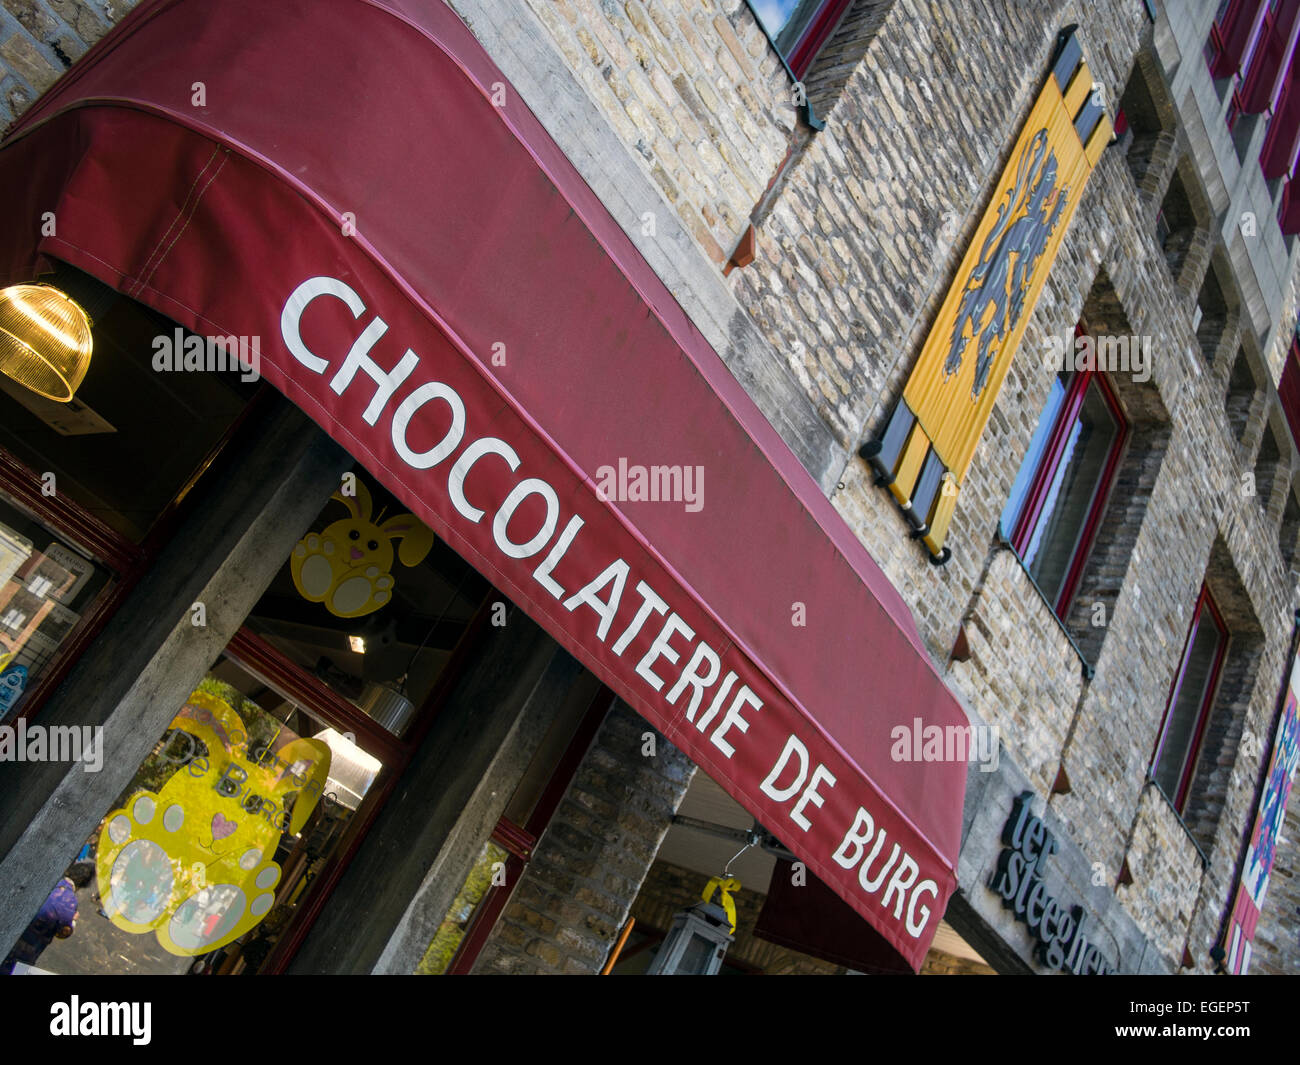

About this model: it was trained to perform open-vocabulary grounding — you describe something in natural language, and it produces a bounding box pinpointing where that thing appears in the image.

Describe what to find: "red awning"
[0,0,968,969]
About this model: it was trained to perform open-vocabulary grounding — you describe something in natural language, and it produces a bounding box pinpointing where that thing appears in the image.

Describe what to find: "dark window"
[1001,361,1127,619]
[748,0,854,78]
[1151,589,1230,812]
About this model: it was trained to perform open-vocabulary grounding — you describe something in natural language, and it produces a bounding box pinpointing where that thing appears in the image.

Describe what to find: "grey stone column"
[1208,309,1242,386]
[1240,390,1271,468]
[0,398,351,953]
[1264,455,1293,533]
[471,702,696,974]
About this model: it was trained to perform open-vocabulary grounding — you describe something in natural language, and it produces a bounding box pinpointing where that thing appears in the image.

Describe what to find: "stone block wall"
[0,0,128,128]
[947,548,1083,799]
[519,0,795,267]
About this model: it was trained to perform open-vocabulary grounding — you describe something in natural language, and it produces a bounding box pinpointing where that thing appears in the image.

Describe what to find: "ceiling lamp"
[0,283,94,402]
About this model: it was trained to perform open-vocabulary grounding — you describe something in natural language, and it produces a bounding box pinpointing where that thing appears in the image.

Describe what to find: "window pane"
[751,0,824,59]
[415,840,510,975]
[8,657,385,975]
[0,490,115,722]
[1154,611,1224,801]
[1001,374,1069,538]
[1021,381,1120,607]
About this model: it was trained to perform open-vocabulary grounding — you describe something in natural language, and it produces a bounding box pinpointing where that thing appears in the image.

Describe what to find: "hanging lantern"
[0,283,94,402]
[647,875,739,976]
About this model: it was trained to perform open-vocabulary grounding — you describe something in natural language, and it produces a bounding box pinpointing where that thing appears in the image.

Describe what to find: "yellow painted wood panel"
[1085,113,1114,167]
[923,489,959,555]
[901,75,1095,486]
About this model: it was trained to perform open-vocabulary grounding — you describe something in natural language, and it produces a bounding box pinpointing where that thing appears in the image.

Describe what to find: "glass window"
[2,465,504,975]
[748,0,852,77]
[1002,375,1068,537]
[1001,366,1126,617]
[1152,590,1229,811]
[0,489,117,723]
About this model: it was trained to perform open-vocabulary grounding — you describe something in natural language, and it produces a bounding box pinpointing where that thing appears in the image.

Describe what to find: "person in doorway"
[1,862,94,974]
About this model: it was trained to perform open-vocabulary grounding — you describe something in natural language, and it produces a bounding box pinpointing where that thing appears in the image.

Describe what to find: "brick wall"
[0,0,130,129]
[519,0,794,268]
[512,0,1299,971]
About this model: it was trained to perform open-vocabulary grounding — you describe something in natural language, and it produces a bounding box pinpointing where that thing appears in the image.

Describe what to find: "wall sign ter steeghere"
[990,790,1117,974]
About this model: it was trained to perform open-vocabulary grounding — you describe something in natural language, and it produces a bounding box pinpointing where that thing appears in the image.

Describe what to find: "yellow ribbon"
[701,875,741,933]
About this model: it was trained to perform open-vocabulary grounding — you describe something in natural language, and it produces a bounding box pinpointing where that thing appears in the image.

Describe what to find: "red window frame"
[1007,358,1128,620]
[748,0,854,80]
[786,0,854,79]
[1208,0,1271,80]
[1227,91,1246,131]
[1150,586,1230,813]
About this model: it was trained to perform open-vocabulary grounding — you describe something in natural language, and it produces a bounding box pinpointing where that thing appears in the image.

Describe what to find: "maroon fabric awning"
[0,0,968,969]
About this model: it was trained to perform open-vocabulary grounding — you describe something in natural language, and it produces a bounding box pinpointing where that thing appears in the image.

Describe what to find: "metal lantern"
[0,284,94,402]
[647,876,739,975]
[646,900,734,975]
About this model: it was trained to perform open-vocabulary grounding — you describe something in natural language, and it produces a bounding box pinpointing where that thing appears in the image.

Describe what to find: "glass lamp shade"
[0,284,94,402]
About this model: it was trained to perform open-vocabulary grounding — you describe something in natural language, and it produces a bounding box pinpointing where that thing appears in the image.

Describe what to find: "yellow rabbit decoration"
[290,478,434,618]
[95,690,331,957]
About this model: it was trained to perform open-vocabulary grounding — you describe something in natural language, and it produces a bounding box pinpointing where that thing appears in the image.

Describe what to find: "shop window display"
[0,489,114,722]
[6,466,494,974]
[12,656,383,975]
[242,471,488,736]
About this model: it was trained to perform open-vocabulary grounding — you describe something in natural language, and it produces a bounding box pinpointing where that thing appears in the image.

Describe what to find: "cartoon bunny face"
[96,691,331,957]
[327,513,397,575]
[290,478,435,618]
